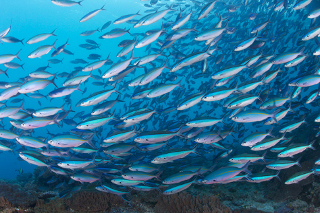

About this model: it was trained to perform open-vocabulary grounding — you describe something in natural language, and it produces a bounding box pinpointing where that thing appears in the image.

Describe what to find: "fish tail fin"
[60,103,66,112]
[223,19,229,29]
[191,23,198,32]
[20,38,24,46]
[242,161,252,175]
[126,28,132,36]
[309,140,316,150]
[16,49,22,61]
[53,114,60,127]
[262,150,267,162]
[192,143,201,156]
[20,63,25,71]
[177,78,183,88]
[130,49,137,60]
[275,171,281,181]
[195,167,202,175]
[288,101,295,113]
[51,29,57,36]
[216,127,224,140]
[271,109,281,124]
[11,149,16,155]
[299,46,306,55]
[52,39,58,50]
[4,69,9,78]
[101,4,106,10]
[281,131,287,140]
[51,74,58,88]
[78,1,83,6]
[268,126,275,137]
[296,156,302,168]
[19,101,24,111]
[155,171,163,181]
[87,135,96,149]
[76,84,83,93]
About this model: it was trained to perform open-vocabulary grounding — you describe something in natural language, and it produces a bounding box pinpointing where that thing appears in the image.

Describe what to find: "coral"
[233,209,267,213]
[154,192,232,213]
[0,197,12,209]
[0,182,38,207]
[64,191,124,212]
[34,198,68,213]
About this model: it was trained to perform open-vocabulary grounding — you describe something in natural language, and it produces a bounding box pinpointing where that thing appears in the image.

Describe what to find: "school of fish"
[1,0,320,200]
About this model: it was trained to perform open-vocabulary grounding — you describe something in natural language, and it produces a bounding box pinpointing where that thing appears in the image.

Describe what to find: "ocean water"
[1,0,320,212]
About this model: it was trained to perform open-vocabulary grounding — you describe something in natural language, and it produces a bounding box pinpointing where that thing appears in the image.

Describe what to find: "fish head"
[151,157,162,164]
[124,118,133,122]
[20,122,28,128]
[202,96,209,101]
[201,179,208,184]
[91,110,99,115]
[77,124,86,129]
[134,137,141,142]
[302,35,310,41]
[163,190,171,195]
[47,140,54,145]
[241,141,249,146]
[267,165,277,170]
[80,100,91,106]
[285,179,296,185]
[229,158,237,163]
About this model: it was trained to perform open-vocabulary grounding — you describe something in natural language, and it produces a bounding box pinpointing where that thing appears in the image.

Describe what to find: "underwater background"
[1,0,320,212]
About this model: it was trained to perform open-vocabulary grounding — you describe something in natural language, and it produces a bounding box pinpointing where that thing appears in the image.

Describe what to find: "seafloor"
[1,164,320,213]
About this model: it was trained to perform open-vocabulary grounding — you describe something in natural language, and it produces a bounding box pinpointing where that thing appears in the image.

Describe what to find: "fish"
[27,30,56,44]
[80,5,105,22]
[51,0,82,7]
[28,40,57,58]
[232,109,280,123]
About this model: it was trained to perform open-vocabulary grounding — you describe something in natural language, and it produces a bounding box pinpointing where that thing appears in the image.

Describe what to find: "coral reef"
[0,197,12,209]
[2,169,320,213]
[64,191,124,212]
[0,180,38,208]
[34,198,68,213]
[154,192,232,213]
